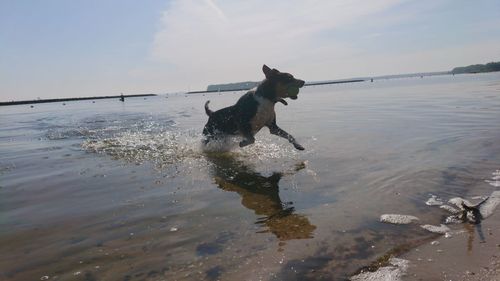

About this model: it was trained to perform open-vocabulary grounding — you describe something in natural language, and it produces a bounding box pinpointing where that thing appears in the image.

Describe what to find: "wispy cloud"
[2,0,499,100]
[149,0,403,87]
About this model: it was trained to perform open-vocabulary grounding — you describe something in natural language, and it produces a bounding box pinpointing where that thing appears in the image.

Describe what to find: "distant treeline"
[451,61,500,74]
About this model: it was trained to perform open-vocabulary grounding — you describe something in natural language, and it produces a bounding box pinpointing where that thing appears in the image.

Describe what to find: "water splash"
[82,130,203,167]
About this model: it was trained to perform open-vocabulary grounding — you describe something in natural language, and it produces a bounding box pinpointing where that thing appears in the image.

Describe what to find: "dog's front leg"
[267,121,304,150]
[238,124,255,148]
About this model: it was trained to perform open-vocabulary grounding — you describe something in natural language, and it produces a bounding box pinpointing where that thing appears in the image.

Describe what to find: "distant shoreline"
[3,66,499,104]
[0,94,156,107]
[188,79,366,94]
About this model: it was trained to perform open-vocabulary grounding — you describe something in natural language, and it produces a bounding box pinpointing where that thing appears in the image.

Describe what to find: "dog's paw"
[293,143,305,150]
[239,139,254,147]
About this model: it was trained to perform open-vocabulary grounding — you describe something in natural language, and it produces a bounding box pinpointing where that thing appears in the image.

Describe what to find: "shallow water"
[1,73,500,280]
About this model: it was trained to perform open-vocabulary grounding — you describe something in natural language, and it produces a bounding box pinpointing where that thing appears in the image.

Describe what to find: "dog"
[203,65,305,150]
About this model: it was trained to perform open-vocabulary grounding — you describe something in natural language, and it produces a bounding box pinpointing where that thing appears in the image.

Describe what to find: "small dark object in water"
[457,197,489,224]
[196,242,222,256]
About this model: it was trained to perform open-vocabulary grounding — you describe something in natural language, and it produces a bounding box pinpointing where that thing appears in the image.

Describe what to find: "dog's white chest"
[251,96,275,133]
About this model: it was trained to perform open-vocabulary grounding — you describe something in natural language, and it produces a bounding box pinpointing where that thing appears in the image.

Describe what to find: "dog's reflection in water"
[206,154,316,241]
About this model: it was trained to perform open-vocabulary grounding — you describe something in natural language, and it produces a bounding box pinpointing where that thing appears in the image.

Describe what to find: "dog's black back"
[203,92,258,137]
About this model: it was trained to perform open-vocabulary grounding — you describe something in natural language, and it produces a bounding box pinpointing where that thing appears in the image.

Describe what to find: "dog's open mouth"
[287,86,300,99]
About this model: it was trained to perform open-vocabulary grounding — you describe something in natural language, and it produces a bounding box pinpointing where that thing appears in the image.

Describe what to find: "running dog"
[203,65,305,150]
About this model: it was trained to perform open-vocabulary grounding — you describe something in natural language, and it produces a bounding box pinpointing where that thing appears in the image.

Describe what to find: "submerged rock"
[479,191,500,219]
[448,197,473,208]
[439,205,460,214]
[350,258,409,281]
[380,214,419,225]
[420,224,450,234]
[446,192,499,224]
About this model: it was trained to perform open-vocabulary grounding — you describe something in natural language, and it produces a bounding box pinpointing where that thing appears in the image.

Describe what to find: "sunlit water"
[1,73,500,280]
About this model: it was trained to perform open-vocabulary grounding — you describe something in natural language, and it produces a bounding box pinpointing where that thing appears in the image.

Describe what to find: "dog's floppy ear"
[263,64,272,77]
[263,64,278,79]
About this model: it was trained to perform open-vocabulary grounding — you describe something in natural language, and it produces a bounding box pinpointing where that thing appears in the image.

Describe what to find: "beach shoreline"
[350,210,500,280]
[402,211,500,281]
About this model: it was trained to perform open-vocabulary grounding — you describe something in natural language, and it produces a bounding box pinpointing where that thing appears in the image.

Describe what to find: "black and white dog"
[203,65,305,150]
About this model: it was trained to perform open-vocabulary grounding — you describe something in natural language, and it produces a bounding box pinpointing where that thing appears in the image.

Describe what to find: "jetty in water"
[0,94,156,106]
[187,79,365,94]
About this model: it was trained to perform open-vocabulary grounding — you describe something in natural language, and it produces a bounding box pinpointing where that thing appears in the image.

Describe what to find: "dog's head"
[262,65,305,102]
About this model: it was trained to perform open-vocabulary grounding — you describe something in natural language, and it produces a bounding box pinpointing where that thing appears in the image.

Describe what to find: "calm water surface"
[1,73,500,280]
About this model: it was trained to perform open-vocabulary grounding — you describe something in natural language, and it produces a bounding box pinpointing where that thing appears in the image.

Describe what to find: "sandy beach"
[403,213,500,281]
[350,209,500,281]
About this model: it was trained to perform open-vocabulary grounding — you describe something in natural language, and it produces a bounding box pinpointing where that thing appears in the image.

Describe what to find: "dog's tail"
[204,100,213,116]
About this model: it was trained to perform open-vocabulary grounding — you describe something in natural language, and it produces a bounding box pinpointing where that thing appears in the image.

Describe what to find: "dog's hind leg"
[267,120,304,150]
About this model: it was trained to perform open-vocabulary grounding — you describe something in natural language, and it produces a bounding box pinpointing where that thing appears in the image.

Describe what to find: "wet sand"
[402,211,500,281]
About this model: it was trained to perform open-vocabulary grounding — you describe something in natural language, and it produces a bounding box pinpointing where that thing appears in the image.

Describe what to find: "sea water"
[1,73,500,280]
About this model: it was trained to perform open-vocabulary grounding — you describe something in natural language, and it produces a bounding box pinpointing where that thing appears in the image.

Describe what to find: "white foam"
[444,215,463,224]
[425,195,443,206]
[485,169,500,187]
[444,215,462,224]
[439,205,460,214]
[420,224,450,234]
[485,179,500,187]
[448,197,472,209]
[479,190,500,218]
[350,258,409,281]
[380,214,419,225]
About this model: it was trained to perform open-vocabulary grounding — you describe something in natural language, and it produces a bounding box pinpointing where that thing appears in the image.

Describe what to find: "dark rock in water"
[196,242,222,256]
[206,266,224,281]
[460,201,484,224]
[448,196,490,224]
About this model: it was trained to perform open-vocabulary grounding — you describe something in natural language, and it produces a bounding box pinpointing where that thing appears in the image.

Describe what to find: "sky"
[1,0,499,101]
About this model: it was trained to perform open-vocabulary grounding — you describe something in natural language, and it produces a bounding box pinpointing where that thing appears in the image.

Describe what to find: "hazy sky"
[1,0,499,101]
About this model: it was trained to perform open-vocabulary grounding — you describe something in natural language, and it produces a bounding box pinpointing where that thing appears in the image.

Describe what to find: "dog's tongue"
[278,99,288,106]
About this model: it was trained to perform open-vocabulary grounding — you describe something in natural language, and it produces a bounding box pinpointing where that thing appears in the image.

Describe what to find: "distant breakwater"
[304,79,365,86]
[0,94,156,106]
[188,79,365,94]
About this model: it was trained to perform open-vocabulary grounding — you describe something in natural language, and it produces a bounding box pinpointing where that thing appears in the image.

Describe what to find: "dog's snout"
[297,79,305,88]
